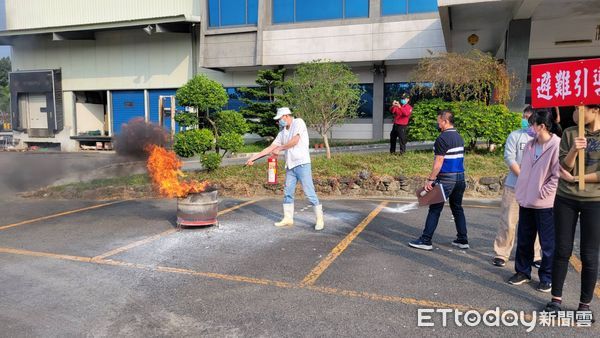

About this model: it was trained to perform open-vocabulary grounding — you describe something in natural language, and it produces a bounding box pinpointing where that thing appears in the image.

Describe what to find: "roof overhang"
[0,14,200,44]
[438,0,523,56]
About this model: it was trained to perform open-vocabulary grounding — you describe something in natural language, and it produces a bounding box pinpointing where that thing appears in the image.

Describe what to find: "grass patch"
[193,151,507,182]
[46,174,150,193]
[33,151,506,199]
[238,139,388,154]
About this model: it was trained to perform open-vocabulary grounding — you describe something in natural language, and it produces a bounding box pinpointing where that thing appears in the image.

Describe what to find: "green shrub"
[173,129,214,158]
[201,152,222,171]
[215,110,249,135]
[174,112,199,128]
[408,99,520,149]
[216,132,244,155]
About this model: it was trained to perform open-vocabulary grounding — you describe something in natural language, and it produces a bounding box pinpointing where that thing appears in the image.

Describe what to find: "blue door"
[148,89,181,132]
[112,90,145,134]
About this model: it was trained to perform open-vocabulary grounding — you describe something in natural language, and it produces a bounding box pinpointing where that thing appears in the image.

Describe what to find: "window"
[381,0,437,16]
[357,84,373,118]
[384,82,414,118]
[223,87,268,111]
[273,0,369,24]
[408,0,438,13]
[208,0,259,28]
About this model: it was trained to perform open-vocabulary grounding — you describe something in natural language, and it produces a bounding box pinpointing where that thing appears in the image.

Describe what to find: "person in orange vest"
[389,93,413,155]
[246,107,324,231]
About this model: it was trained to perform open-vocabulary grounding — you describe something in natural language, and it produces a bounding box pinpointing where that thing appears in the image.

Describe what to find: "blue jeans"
[283,163,320,206]
[420,173,468,243]
[515,206,554,284]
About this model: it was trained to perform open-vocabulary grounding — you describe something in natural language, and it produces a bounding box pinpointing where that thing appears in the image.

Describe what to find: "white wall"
[5,0,198,31]
[76,103,105,133]
[203,32,258,68]
[11,29,192,91]
[262,19,445,65]
[529,17,600,59]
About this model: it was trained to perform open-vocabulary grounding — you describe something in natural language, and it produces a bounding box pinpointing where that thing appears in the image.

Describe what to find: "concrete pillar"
[372,64,385,140]
[505,19,531,112]
[370,0,381,19]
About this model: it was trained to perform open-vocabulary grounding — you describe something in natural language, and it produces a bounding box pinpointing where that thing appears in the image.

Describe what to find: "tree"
[174,75,249,170]
[176,74,229,138]
[287,60,361,159]
[0,57,11,88]
[410,50,516,105]
[239,68,289,138]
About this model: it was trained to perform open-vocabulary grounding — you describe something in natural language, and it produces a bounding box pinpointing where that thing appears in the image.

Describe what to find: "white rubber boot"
[314,204,324,231]
[274,204,294,227]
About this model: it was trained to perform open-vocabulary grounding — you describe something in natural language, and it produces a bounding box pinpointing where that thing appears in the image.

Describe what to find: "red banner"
[531,58,600,108]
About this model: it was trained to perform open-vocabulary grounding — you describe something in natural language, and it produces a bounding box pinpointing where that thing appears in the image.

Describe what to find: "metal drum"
[176,190,218,227]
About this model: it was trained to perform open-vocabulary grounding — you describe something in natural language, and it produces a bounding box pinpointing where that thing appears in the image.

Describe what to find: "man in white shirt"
[246,107,324,230]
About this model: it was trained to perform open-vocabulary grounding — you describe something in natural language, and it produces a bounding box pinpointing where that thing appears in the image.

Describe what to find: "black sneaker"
[409,239,433,251]
[492,258,506,267]
[543,301,562,313]
[508,272,531,285]
[451,239,469,249]
[533,260,542,269]
[537,281,552,293]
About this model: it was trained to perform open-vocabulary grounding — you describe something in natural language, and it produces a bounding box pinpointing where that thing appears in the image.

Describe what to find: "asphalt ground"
[0,197,598,337]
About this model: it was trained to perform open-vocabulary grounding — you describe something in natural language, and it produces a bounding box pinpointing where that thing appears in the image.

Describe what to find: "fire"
[146,145,210,198]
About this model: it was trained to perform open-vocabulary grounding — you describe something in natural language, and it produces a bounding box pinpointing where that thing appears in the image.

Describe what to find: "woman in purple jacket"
[508,109,561,293]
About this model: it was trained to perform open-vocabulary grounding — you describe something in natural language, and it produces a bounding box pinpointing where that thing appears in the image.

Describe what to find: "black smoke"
[113,117,169,158]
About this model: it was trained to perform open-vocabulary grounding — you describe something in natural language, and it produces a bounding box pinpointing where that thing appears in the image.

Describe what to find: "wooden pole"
[578,105,585,191]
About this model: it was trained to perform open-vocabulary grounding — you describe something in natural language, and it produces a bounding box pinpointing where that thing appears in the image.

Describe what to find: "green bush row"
[408,99,520,149]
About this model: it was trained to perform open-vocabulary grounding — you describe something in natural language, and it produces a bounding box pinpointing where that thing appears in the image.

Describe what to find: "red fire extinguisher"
[267,155,278,184]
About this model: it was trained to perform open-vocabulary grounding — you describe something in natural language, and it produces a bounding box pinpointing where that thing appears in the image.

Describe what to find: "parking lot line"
[92,198,263,260]
[569,255,600,298]
[0,244,484,313]
[300,201,388,286]
[0,246,92,263]
[0,200,129,231]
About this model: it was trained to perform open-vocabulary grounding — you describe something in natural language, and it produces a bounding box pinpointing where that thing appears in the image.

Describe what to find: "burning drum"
[177,190,218,227]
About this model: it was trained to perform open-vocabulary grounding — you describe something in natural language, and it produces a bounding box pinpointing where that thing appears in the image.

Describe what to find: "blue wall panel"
[112,90,145,135]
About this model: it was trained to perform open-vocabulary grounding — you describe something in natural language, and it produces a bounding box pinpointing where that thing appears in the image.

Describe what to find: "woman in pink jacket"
[508,109,561,293]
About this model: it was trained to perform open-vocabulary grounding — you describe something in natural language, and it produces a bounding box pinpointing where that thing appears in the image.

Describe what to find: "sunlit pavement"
[0,197,597,336]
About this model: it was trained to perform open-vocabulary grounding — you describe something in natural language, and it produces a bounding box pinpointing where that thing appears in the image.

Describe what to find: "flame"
[146,145,210,198]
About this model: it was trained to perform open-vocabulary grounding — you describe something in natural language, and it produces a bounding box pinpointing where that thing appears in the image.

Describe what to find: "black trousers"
[551,195,600,303]
[390,124,408,154]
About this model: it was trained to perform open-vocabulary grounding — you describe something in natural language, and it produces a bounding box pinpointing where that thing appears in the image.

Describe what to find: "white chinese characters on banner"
[536,72,553,100]
[574,69,588,98]
[532,59,600,107]
[594,68,600,96]
[555,70,572,99]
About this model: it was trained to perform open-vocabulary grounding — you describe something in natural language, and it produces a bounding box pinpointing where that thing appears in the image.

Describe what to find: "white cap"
[274,107,292,120]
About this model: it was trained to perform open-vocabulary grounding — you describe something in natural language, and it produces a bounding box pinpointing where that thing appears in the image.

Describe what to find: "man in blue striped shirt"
[409,110,469,251]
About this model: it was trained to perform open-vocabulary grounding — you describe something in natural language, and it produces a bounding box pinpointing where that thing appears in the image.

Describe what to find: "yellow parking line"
[92,228,178,261]
[0,200,129,231]
[0,247,92,263]
[92,198,262,260]
[569,255,600,298]
[217,198,262,216]
[0,245,486,312]
[300,201,388,286]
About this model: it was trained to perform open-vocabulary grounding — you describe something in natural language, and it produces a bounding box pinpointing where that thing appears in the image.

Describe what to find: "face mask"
[526,126,537,138]
[279,119,287,128]
[521,118,529,130]
[400,99,408,105]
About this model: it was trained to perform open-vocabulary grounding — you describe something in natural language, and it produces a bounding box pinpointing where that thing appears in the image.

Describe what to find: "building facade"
[0,0,598,151]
